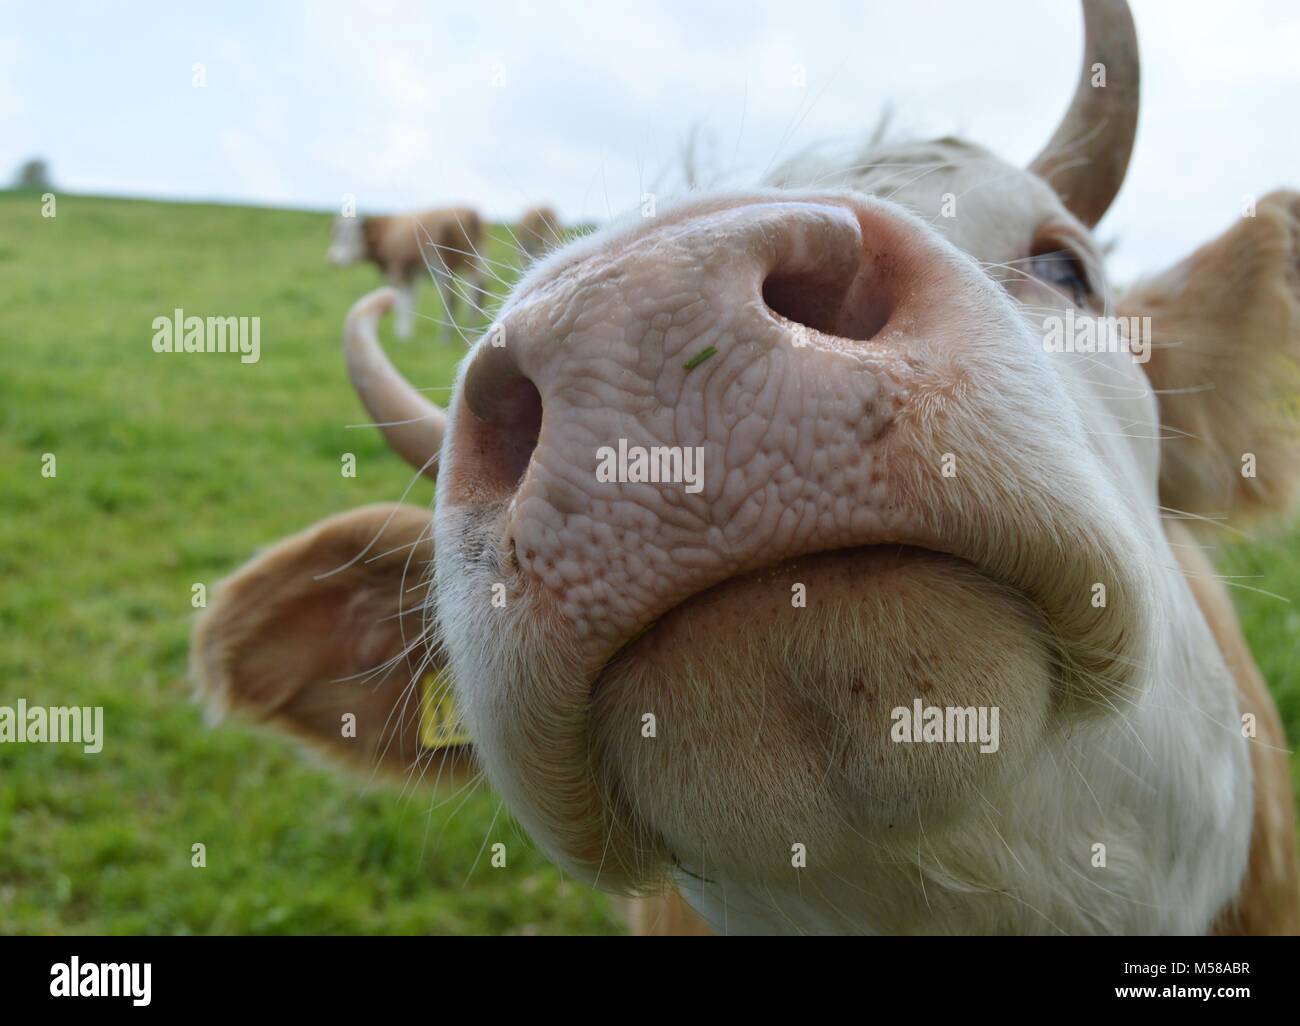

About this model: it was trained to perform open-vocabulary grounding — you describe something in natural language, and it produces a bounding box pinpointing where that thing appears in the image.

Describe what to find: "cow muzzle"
[432,192,1151,889]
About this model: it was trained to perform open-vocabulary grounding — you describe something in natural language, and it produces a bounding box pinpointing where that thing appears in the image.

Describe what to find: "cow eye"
[1028,247,1092,305]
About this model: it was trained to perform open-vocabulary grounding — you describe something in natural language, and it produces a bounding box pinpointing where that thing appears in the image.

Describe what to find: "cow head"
[195,0,1300,933]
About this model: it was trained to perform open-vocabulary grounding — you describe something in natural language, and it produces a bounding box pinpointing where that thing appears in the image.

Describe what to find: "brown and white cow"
[328,206,487,340]
[196,0,1299,934]
[516,205,563,260]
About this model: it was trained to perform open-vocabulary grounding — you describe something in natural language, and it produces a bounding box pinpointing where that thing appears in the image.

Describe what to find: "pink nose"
[441,195,997,662]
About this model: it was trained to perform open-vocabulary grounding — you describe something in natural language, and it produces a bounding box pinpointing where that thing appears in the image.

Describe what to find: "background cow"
[197,0,1299,934]
[515,206,563,260]
[328,206,487,341]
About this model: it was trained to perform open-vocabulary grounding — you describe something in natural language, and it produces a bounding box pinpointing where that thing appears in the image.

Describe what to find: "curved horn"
[1029,0,1140,227]
[343,287,446,480]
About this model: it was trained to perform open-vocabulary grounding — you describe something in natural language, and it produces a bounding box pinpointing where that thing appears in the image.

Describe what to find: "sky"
[2,0,1297,281]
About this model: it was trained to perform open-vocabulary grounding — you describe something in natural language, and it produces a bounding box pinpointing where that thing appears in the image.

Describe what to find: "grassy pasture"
[0,189,1296,933]
[0,190,617,934]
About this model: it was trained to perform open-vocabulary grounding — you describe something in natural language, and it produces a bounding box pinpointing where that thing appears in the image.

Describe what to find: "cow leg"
[430,267,460,342]
[388,272,417,341]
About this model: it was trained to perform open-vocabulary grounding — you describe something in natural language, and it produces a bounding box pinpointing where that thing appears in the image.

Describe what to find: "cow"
[328,206,487,341]
[515,205,563,260]
[195,0,1300,935]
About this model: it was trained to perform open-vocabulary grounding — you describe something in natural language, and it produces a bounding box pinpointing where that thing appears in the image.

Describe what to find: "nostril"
[764,273,844,337]
[760,210,896,344]
[484,377,543,490]
[762,266,893,343]
[461,343,543,498]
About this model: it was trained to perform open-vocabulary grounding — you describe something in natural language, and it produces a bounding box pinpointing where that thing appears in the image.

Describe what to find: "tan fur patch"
[364,207,484,282]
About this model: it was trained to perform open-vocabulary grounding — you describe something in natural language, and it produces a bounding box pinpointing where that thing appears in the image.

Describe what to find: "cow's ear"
[1119,190,1300,527]
[191,503,475,788]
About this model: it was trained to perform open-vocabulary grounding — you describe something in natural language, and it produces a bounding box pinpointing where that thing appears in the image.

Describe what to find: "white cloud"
[219,128,292,202]
[5,0,1298,281]
[0,34,31,180]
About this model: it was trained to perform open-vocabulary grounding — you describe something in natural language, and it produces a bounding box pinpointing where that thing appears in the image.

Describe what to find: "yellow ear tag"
[419,667,472,749]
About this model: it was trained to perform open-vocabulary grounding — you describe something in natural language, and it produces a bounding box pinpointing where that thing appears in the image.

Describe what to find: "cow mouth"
[584,539,1058,883]
[592,542,1007,690]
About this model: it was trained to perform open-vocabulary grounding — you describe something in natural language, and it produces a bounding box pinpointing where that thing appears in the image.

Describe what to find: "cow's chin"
[588,545,1056,887]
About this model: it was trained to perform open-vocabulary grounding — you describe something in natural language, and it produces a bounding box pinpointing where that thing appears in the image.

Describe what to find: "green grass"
[0,189,1297,935]
[0,190,617,934]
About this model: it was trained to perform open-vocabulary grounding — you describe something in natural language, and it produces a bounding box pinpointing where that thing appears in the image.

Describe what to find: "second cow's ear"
[191,503,475,788]
[1119,190,1300,527]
